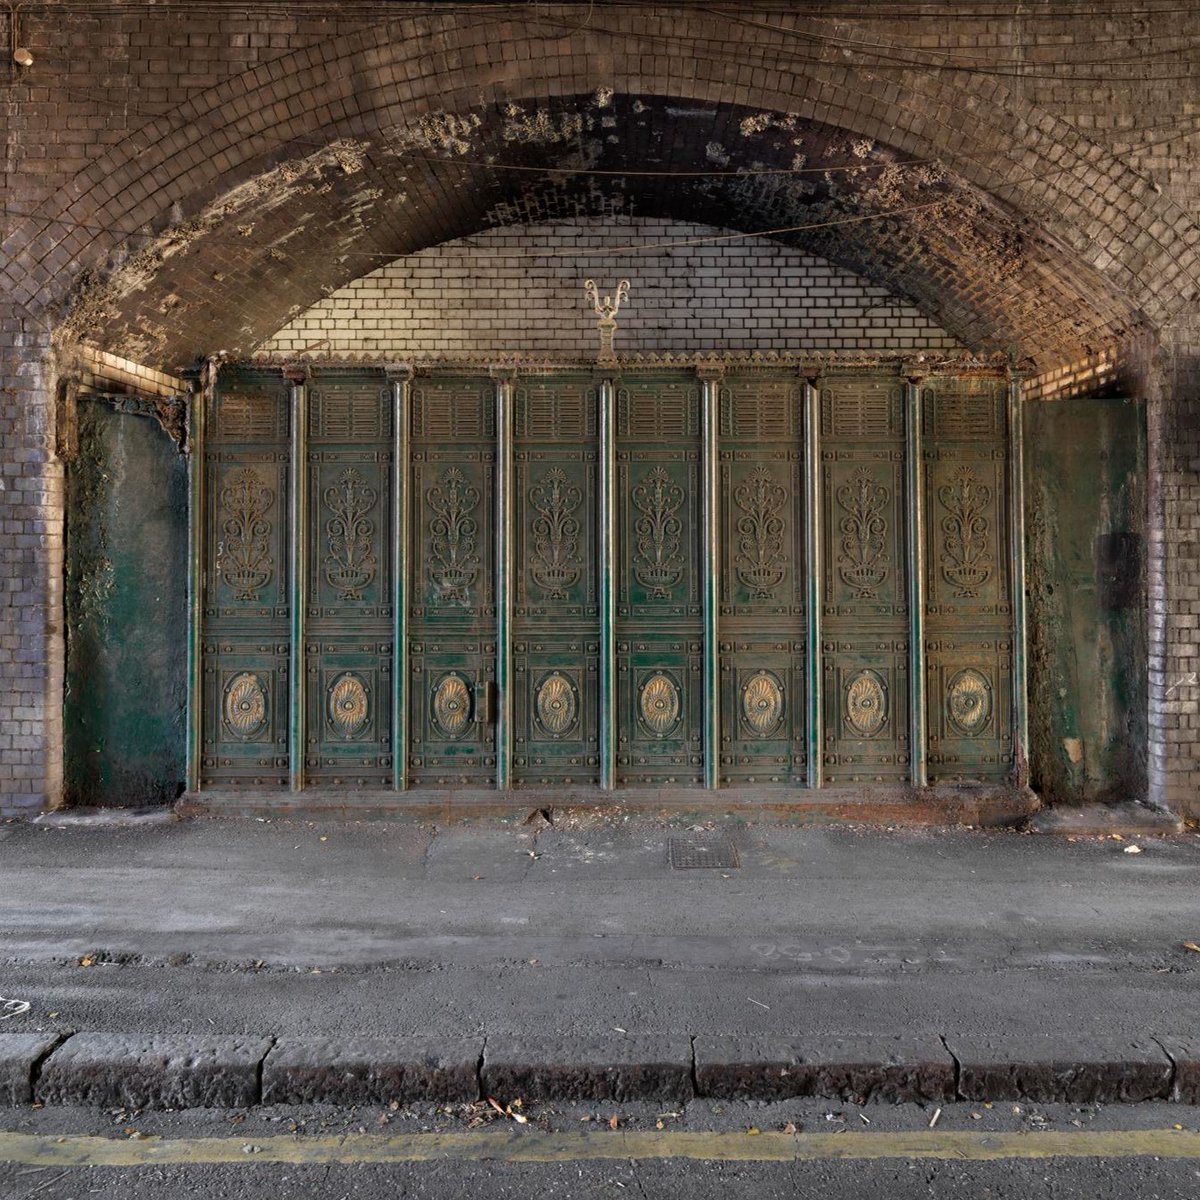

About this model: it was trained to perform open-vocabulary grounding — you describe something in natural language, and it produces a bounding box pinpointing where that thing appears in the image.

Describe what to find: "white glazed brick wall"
[262,219,960,357]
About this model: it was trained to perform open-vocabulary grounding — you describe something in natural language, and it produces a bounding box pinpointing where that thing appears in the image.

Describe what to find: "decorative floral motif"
[327,672,369,739]
[734,466,787,599]
[432,673,472,738]
[323,469,378,601]
[836,468,890,598]
[845,669,888,738]
[947,668,992,735]
[741,671,784,738]
[223,672,268,740]
[427,468,481,604]
[219,469,274,600]
[529,468,582,599]
[939,466,993,597]
[535,672,578,738]
[633,466,684,598]
[639,672,681,737]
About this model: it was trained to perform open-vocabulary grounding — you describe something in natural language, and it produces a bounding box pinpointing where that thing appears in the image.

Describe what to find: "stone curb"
[0,1031,1192,1109]
[945,1035,1174,1104]
[34,1034,273,1110]
[482,1035,695,1104]
[262,1036,481,1105]
[694,1034,955,1103]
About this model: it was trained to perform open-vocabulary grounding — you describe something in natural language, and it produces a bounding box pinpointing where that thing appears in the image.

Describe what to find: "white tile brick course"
[261,218,960,358]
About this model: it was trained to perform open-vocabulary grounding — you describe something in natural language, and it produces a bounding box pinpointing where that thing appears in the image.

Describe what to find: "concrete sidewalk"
[1,809,1198,1109]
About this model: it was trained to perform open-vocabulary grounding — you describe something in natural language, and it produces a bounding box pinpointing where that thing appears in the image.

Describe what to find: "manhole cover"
[668,834,740,870]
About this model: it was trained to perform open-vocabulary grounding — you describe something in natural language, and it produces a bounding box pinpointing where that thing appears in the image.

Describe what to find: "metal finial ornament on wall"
[584,279,630,360]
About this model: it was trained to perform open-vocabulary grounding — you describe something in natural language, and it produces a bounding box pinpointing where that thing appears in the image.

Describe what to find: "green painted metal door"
[512,376,601,786]
[407,376,497,787]
[196,363,1021,797]
[304,374,394,786]
[718,374,807,785]
[616,374,704,786]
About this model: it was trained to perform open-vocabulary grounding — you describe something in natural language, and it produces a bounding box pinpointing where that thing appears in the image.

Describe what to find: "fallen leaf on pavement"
[609,1113,619,1130]
[1183,941,1200,953]
[1124,844,1143,854]
[782,1122,798,1134]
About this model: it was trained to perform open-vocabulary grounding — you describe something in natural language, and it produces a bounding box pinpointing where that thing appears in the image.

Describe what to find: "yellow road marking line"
[1,1128,1200,1167]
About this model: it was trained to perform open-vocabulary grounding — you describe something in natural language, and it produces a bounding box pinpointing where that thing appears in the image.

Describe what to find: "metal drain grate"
[668,834,740,870]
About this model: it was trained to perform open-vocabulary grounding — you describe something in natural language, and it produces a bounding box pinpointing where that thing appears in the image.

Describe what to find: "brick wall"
[0,305,62,812]
[3,3,1200,813]
[261,219,960,359]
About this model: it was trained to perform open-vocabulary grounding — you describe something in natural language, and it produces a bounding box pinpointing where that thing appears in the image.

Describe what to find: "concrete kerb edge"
[6,1031,1193,1109]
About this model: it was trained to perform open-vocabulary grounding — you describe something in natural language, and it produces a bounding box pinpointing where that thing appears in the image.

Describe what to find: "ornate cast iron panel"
[922,378,1013,782]
[408,376,496,787]
[718,374,807,785]
[196,363,1021,798]
[513,377,600,785]
[823,641,910,781]
[305,374,393,784]
[616,374,703,785]
[819,375,910,782]
[201,368,290,787]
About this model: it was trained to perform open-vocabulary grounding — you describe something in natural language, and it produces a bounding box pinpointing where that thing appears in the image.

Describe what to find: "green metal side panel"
[407,376,497,787]
[718,373,807,786]
[64,399,187,805]
[922,378,1013,783]
[1024,396,1146,803]
[616,373,704,786]
[512,375,600,786]
[819,374,910,784]
[305,373,393,786]
[202,368,291,788]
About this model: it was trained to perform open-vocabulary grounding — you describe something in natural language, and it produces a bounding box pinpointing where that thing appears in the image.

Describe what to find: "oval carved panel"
[223,672,268,740]
[639,672,681,737]
[328,672,369,740]
[432,673,472,739]
[741,671,784,738]
[947,668,992,735]
[535,672,578,738]
[845,669,888,738]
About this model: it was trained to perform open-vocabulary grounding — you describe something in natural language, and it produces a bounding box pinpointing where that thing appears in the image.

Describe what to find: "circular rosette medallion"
[327,672,369,740]
[535,672,578,738]
[947,668,992,735]
[223,672,267,740]
[844,669,888,738]
[639,672,681,738]
[741,671,784,738]
[432,673,472,739]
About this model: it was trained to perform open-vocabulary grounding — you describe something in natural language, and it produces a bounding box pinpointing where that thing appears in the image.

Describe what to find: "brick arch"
[5,9,1195,366]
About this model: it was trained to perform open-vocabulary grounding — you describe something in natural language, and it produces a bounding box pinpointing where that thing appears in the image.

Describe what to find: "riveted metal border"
[905,376,928,788]
[598,376,617,791]
[493,369,516,791]
[185,365,212,794]
[288,373,307,792]
[1008,370,1029,787]
[389,366,412,791]
[804,379,823,789]
[699,366,722,790]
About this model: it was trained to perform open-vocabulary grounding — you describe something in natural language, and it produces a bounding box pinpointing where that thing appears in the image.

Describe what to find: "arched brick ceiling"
[5,8,1196,371]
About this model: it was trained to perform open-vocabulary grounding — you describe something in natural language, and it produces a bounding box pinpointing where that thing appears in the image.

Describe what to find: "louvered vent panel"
[821,382,898,440]
[619,385,699,438]
[515,384,596,440]
[310,386,389,440]
[217,390,286,440]
[412,383,494,439]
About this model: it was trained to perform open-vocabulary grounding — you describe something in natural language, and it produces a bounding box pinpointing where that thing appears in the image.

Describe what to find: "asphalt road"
[3,1098,1200,1199]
